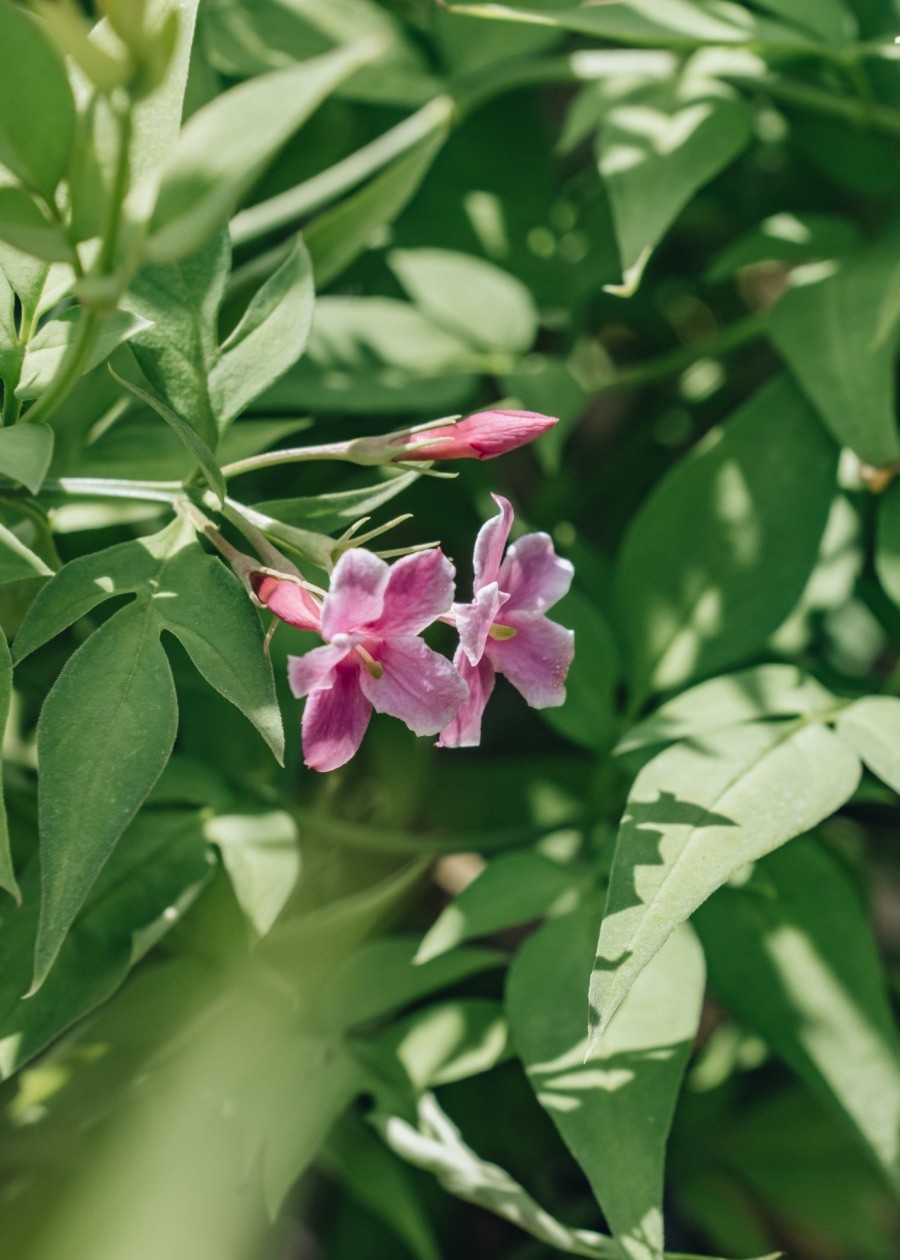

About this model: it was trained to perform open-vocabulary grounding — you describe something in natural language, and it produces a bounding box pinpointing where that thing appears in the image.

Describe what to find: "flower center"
[355,643,384,679]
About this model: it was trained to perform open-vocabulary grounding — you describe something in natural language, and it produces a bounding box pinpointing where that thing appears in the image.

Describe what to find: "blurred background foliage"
[2,0,900,1257]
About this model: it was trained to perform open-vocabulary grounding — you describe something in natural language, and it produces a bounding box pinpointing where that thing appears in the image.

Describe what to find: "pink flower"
[286,548,468,772]
[439,495,574,748]
[400,409,557,462]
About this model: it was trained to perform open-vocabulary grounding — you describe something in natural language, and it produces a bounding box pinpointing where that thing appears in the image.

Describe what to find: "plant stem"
[42,477,183,503]
[220,440,363,479]
[598,312,767,395]
[22,309,104,426]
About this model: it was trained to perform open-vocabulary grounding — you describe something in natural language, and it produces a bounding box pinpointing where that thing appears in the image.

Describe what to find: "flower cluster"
[256,497,575,772]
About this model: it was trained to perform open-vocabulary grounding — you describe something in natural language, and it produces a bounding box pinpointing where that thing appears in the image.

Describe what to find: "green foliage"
[1,1,900,1256]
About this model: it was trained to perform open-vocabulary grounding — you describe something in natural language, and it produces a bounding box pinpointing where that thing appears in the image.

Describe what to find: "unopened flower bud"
[401,409,558,462]
[251,573,321,632]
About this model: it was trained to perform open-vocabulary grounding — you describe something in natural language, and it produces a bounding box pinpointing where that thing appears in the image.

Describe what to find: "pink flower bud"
[400,409,558,462]
[251,573,321,633]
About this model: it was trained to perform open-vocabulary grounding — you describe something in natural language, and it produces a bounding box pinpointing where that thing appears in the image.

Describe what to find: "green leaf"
[0,630,17,900]
[389,248,538,355]
[108,364,226,504]
[123,233,230,448]
[0,2,76,199]
[695,837,900,1192]
[509,908,705,1260]
[614,376,838,697]
[34,599,179,989]
[0,186,73,263]
[127,0,201,195]
[416,851,577,963]
[369,998,510,1091]
[210,238,315,427]
[147,40,382,261]
[255,469,420,535]
[230,96,454,245]
[748,0,855,41]
[589,719,861,1043]
[836,696,900,794]
[876,482,900,607]
[541,588,620,752]
[618,665,839,753]
[0,518,53,582]
[442,0,816,47]
[15,309,150,400]
[706,212,860,283]
[0,809,213,1079]
[769,234,900,466]
[153,542,285,762]
[0,422,54,494]
[306,128,448,287]
[204,810,300,936]
[313,937,504,1032]
[599,78,752,290]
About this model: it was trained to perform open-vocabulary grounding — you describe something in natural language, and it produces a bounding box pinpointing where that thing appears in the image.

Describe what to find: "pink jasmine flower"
[439,495,574,748]
[285,548,468,773]
[401,409,557,461]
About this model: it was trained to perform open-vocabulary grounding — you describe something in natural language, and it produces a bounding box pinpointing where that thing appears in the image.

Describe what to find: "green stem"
[99,105,133,276]
[729,72,900,138]
[220,440,364,479]
[598,313,767,395]
[21,309,103,426]
[42,476,183,503]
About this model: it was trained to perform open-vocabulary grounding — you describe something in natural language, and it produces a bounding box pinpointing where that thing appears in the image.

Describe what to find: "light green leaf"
[306,128,448,288]
[589,720,861,1042]
[210,238,315,427]
[34,599,179,989]
[0,2,76,199]
[0,809,213,1079]
[152,542,285,761]
[836,696,900,794]
[415,851,577,964]
[370,998,510,1091]
[509,909,705,1260]
[696,837,900,1192]
[123,233,230,449]
[109,364,226,504]
[614,376,838,697]
[769,233,900,465]
[0,186,73,263]
[618,665,839,753]
[0,422,54,495]
[599,80,752,289]
[0,630,17,901]
[147,40,382,261]
[0,246,71,323]
[0,518,53,582]
[204,810,300,936]
[230,96,454,245]
[442,0,815,47]
[389,248,538,355]
[15,309,151,400]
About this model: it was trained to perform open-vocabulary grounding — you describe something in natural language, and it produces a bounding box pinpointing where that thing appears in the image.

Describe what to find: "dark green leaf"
[614,376,838,698]
[34,599,179,988]
[0,422,54,494]
[255,470,420,535]
[0,629,17,900]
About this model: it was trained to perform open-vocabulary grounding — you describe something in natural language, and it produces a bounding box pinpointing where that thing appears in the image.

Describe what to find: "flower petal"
[498,532,573,615]
[366,548,456,637]
[361,636,468,735]
[453,581,508,666]
[288,639,357,698]
[437,652,495,748]
[301,659,372,772]
[320,548,390,640]
[486,612,574,709]
[473,494,514,592]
